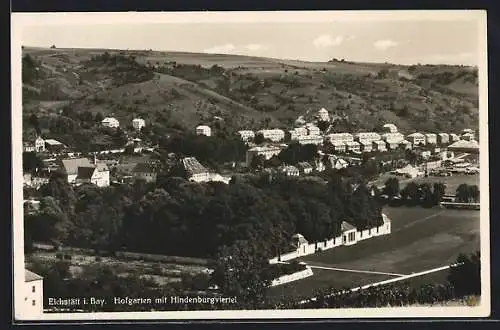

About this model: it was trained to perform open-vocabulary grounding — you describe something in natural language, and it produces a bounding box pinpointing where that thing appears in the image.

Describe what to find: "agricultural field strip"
[297,264,456,305]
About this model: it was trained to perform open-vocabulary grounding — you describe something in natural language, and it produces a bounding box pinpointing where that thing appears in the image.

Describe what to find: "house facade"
[305,123,321,136]
[345,141,361,153]
[407,133,426,146]
[372,140,387,152]
[280,165,300,177]
[195,125,212,137]
[381,132,404,143]
[437,133,450,145]
[34,137,46,152]
[297,135,323,145]
[359,140,373,153]
[132,118,146,131]
[182,157,210,182]
[330,141,346,153]
[317,108,330,122]
[425,133,437,145]
[326,133,354,144]
[61,157,110,187]
[386,140,399,150]
[355,132,381,143]
[399,140,412,150]
[257,129,285,142]
[297,162,313,174]
[23,270,43,318]
[237,130,255,142]
[449,133,460,142]
[341,221,358,246]
[101,117,120,128]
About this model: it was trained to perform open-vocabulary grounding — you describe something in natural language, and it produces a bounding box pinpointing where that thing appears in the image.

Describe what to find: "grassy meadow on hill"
[21,46,479,151]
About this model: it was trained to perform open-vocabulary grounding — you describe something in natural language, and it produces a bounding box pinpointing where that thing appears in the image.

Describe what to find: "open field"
[269,206,480,300]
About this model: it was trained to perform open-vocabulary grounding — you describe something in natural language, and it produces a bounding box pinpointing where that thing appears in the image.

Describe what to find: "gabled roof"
[61,158,92,175]
[297,162,313,169]
[292,233,309,245]
[44,139,64,146]
[341,221,356,232]
[407,132,425,138]
[448,139,479,150]
[182,157,208,175]
[25,269,43,282]
[77,166,97,180]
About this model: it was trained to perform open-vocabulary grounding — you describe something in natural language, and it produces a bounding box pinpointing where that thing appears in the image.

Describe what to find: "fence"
[269,218,392,264]
[440,202,480,210]
[270,267,314,287]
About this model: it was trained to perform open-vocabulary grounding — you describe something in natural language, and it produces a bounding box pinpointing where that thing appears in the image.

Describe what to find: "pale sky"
[20,15,482,65]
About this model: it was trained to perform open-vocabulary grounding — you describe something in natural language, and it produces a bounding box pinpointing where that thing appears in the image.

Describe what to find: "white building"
[407,133,426,146]
[359,140,373,153]
[24,270,43,318]
[330,141,346,153]
[196,125,212,137]
[61,156,110,187]
[317,107,330,122]
[382,123,398,133]
[297,135,324,145]
[287,127,309,141]
[237,130,255,142]
[399,140,413,150]
[372,140,387,152]
[305,123,321,136]
[341,221,358,246]
[326,133,354,144]
[257,129,285,142]
[381,132,404,143]
[437,133,450,145]
[425,133,437,145]
[345,141,361,153]
[280,165,300,177]
[461,132,475,141]
[101,117,120,128]
[297,162,313,175]
[246,146,282,166]
[182,157,210,182]
[355,132,381,143]
[34,136,45,152]
[386,140,399,150]
[132,118,146,131]
[449,133,460,142]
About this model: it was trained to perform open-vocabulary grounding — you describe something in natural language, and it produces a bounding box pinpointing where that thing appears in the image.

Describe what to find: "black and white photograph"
[12,10,490,321]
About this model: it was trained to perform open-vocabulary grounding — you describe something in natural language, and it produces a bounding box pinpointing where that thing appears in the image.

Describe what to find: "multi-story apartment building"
[326,133,354,145]
[407,133,426,146]
[246,146,283,166]
[257,129,285,142]
[237,130,255,142]
[132,118,146,131]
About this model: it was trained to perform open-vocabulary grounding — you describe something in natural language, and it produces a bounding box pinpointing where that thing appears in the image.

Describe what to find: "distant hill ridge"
[22,46,478,146]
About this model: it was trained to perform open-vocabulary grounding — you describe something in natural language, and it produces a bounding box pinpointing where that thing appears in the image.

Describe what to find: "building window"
[32,286,35,293]
[377,226,379,233]
[360,231,363,238]
[32,300,36,306]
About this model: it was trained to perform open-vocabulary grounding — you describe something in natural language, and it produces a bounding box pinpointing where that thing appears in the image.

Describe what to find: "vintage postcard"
[12,10,490,321]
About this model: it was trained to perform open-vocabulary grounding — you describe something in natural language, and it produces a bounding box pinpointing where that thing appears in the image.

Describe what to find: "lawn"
[270,206,480,300]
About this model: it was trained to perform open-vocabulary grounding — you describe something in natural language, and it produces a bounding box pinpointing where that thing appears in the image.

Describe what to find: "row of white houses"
[269,214,392,264]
